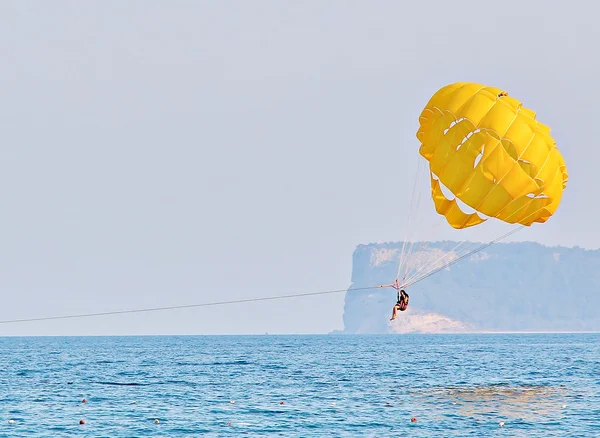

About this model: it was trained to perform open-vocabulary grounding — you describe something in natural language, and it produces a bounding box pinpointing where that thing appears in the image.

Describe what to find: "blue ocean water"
[0,334,598,437]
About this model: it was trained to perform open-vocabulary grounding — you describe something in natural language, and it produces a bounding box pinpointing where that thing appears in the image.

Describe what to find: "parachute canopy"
[416,82,568,229]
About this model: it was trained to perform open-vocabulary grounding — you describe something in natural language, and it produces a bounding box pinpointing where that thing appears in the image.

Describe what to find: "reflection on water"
[411,384,571,422]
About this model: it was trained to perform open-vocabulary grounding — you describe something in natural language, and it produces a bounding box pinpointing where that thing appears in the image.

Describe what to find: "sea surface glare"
[0,333,598,436]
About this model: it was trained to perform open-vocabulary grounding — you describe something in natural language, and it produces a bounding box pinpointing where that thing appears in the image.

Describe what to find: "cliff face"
[342,241,600,334]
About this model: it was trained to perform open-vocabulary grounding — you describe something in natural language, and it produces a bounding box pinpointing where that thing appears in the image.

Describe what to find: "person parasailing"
[378,279,409,320]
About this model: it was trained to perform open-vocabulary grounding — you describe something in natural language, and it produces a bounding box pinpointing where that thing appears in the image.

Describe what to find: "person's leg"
[390,305,399,320]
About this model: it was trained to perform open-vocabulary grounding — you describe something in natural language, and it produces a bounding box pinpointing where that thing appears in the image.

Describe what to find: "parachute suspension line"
[396,156,424,282]
[397,157,443,284]
[396,169,481,288]
[404,242,485,288]
[401,236,472,287]
[403,128,536,288]
[397,187,424,281]
[403,225,525,288]
[402,194,550,289]
[402,235,482,288]
[404,225,524,288]
[405,202,545,287]
[400,217,445,287]
[400,174,499,286]
[396,156,424,280]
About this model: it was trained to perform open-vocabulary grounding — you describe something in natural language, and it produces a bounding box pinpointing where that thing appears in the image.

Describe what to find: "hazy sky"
[0,1,596,335]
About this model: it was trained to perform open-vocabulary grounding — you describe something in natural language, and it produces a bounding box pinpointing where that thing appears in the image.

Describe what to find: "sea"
[0,333,598,437]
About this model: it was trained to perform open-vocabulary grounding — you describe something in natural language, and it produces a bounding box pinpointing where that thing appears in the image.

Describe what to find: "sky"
[0,1,596,336]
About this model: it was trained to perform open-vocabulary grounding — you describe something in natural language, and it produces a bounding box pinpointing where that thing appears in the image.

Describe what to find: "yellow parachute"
[416,82,568,229]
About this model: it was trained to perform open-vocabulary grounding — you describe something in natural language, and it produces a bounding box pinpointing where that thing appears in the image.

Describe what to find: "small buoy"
[411,417,417,423]
[230,400,235,404]
[82,398,87,403]
[227,421,232,426]
[154,419,159,424]
[386,402,390,405]
[79,419,85,425]
[562,404,567,409]
[499,421,505,427]
[8,420,15,424]
[279,401,284,405]
[331,402,336,406]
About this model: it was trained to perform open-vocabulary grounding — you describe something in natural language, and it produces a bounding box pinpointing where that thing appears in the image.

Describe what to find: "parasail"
[384,82,570,291]
[416,82,568,229]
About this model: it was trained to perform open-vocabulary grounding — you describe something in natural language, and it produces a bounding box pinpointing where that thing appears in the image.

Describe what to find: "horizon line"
[0,330,599,338]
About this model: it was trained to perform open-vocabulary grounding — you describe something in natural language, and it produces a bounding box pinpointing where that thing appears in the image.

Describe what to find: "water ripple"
[0,333,598,436]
